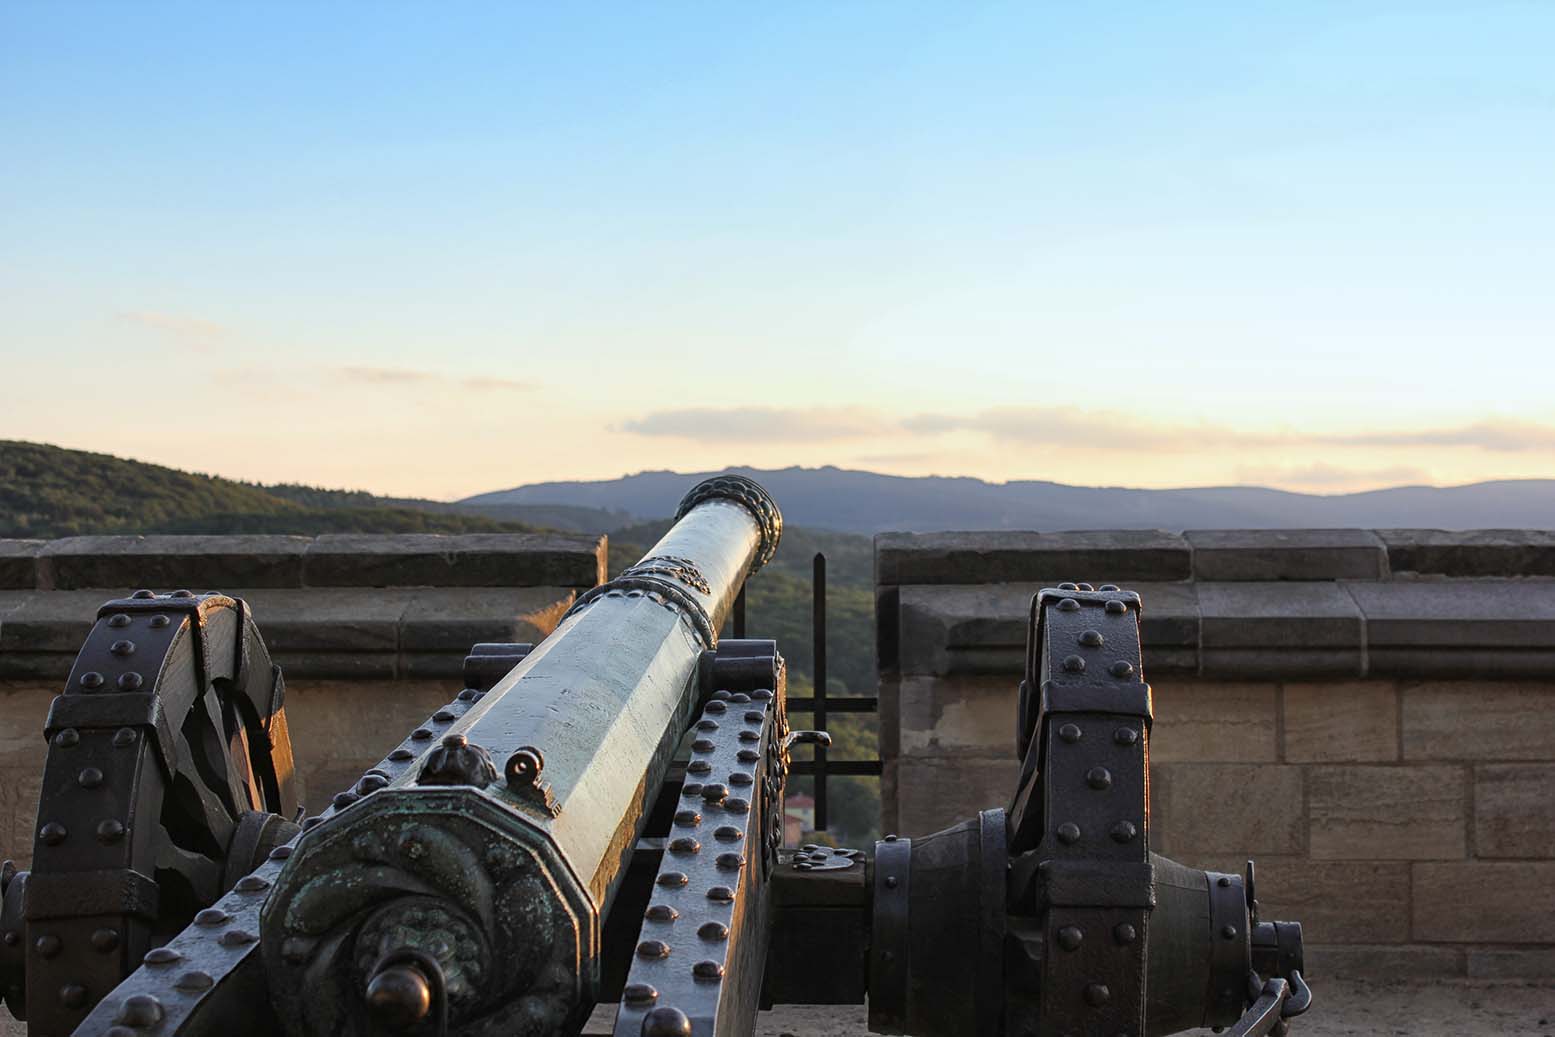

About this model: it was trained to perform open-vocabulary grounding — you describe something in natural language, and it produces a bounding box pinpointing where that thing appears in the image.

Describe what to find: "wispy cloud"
[619,406,890,442]
[118,311,231,351]
[1236,462,1434,491]
[619,405,1555,455]
[335,366,534,393]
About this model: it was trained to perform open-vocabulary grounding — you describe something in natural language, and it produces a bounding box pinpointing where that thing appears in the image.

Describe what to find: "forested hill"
[0,440,542,537]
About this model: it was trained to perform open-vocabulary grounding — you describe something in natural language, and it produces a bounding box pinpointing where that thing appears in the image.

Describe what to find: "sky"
[2,2,1552,501]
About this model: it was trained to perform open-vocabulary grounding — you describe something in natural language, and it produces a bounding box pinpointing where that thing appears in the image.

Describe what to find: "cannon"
[1,475,1311,1037]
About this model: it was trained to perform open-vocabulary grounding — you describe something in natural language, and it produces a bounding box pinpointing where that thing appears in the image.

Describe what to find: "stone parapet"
[878,528,1555,978]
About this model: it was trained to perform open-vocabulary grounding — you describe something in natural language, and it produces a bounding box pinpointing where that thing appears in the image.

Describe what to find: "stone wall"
[876,529,1555,979]
[0,533,605,869]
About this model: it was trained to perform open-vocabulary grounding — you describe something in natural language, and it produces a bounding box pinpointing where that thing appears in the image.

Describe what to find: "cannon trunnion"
[0,476,1311,1037]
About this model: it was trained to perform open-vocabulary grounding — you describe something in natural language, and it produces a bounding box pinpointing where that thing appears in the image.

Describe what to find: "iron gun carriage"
[1,476,1310,1037]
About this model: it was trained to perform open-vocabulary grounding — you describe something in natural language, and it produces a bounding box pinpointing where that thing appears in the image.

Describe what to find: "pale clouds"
[619,406,891,442]
[334,366,534,393]
[118,310,231,351]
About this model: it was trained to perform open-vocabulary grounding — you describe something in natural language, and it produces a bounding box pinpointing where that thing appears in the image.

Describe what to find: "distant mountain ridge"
[462,465,1555,533]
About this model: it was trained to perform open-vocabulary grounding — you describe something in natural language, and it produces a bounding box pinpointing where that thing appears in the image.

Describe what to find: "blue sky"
[2,2,1552,498]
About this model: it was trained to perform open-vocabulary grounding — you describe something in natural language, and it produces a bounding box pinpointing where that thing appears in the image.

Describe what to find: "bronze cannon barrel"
[254,475,781,1037]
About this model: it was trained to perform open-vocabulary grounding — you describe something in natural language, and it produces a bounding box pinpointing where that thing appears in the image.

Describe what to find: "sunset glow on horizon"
[3,3,1552,500]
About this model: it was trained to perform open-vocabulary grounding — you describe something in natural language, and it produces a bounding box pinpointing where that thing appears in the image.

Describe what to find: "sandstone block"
[0,540,43,589]
[1346,579,1555,652]
[235,587,412,653]
[897,676,1016,755]
[874,530,1190,586]
[893,753,1018,836]
[1148,681,1278,763]
[0,767,42,871]
[272,652,398,680]
[0,684,56,761]
[1381,529,1555,578]
[1474,764,1555,858]
[1305,943,1463,979]
[1402,681,1555,761]
[398,586,574,652]
[1412,862,1555,942]
[1151,764,1303,856]
[42,534,310,590]
[303,533,604,589]
[1185,529,1386,581]
[1282,681,1399,762]
[1308,765,1465,860]
[1198,583,1363,677]
[1466,946,1555,979]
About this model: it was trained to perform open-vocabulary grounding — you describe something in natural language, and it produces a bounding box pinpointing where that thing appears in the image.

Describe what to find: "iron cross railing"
[734,552,881,831]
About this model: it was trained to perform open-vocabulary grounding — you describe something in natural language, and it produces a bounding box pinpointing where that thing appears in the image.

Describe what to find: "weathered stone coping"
[876,529,1555,678]
[0,532,607,590]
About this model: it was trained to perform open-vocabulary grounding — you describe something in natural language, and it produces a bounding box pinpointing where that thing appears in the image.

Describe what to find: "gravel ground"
[6,979,1553,1035]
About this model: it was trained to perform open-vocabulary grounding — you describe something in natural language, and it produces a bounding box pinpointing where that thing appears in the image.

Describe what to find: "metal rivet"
[707,885,735,902]
[1079,630,1104,647]
[78,767,104,788]
[623,982,659,1005]
[113,727,137,747]
[687,760,712,775]
[269,845,293,860]
[669,837,701,855]
[1114,923,1138,944]
[174,970,214,991]
[1114,727,1139,747]
[1109,660,1135,679]
[96,818,126,843]
[1057,926,1083,951]
[131,589,156,599]
[219,929,257,946]
[737,730,759,742]
[108,613,131,628]
[1059,723,1082,744]
[696,719,719,731]
[645,904,678,922]
[674,809,701,826]
[1110,821,1138,843]
[657,872,689,888]
[1057,597,1080,611]
[884,875,899,889]
[302,816,324,829]
[333,791,359,809]
[736,749,759,763]
[149,615,171,629]
[39,821,67,845]
[729,692,751,703]
[235,875,270,893]
[1105,600,1127,615]
[1087,767,1112,790]
[725,797,749,813]
[194,908,229,927]
[170,589,195,598]
[1100,584,1120,592]
[110,640,136,657]
[456,689,477,702]
[701,783,728,804]
[1076,582,1094,592]
[1217,876,1231,888]
[744,711,763,723]
[706,702,727,715]
[729,772,753,786]
[751,689,773,700]
[636,939,671,959]
[115,992,164,1025]
[432,709,456,723]
[716,853,745,871]
[1057,822,1081,844]
[1,931,16,947]
[389,747,415,761]
[1221,925,1238,940]
[357,774,389,795]
[144,946,181,965]
[35,933,61,957]
[714,826,742,842]
[55,728,80,747]
[692,739,715,752]
[1085,983,1111,1006]
[692,959,724,980]
[79,671,105,690]
[641,1006,692,1037]
[698,921,729,940]
[682,782,703,797]
[1058,582,1078,591]
[1062,655,1086,673]
[116,671,144,691]
[410,728,432,741]
[60,983,89,1007]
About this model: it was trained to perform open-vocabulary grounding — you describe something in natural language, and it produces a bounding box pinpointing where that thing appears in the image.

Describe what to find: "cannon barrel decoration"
[0,476,1313,1037]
